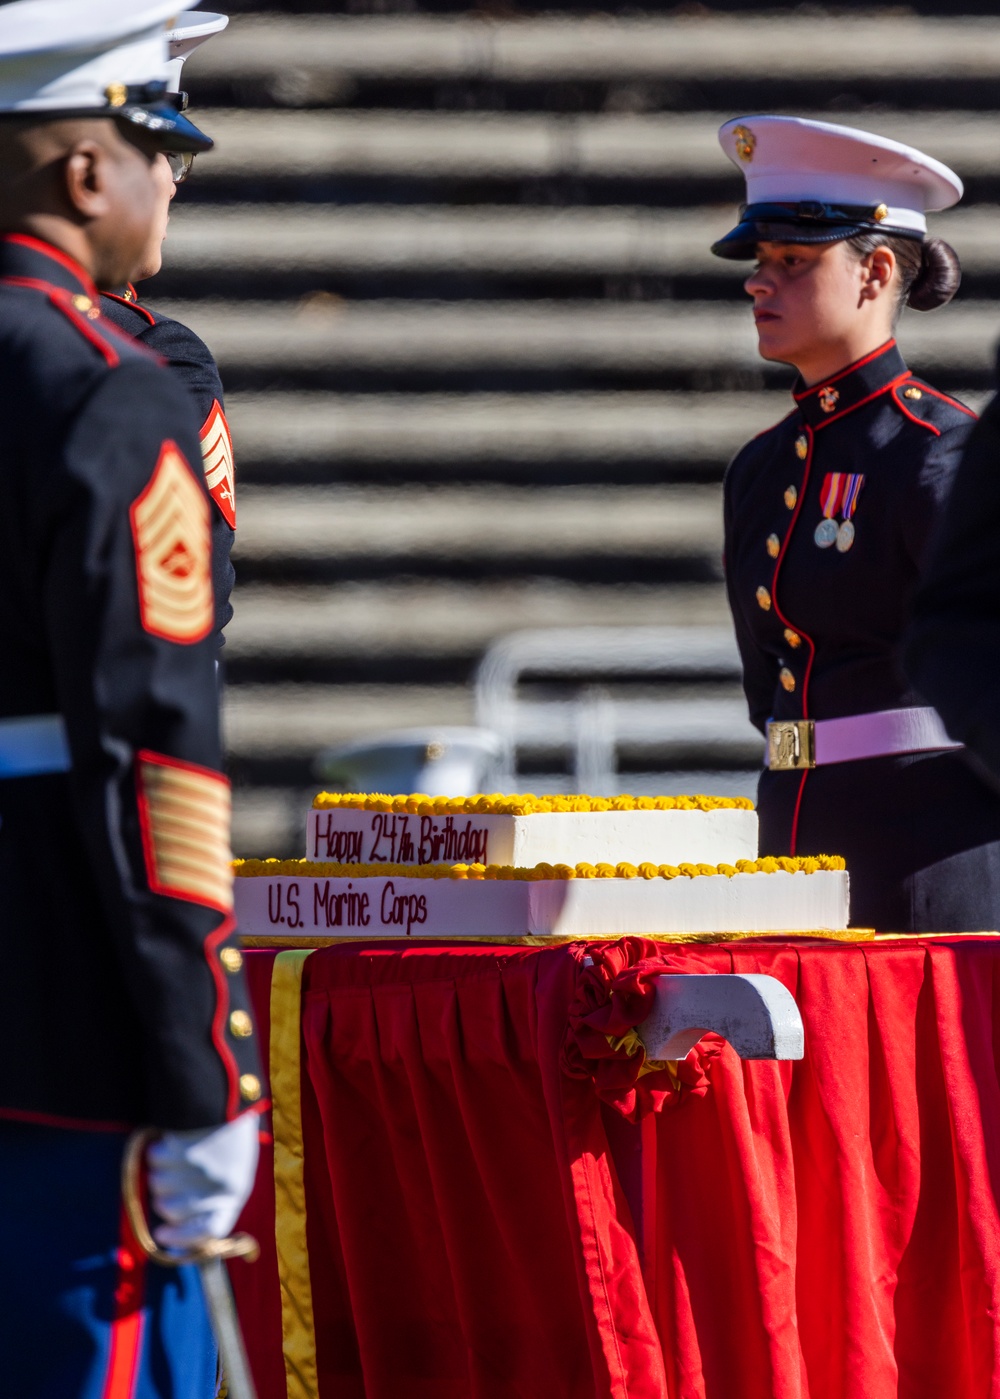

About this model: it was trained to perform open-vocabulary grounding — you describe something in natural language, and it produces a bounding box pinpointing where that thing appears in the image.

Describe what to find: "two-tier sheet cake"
[233,794,852,941]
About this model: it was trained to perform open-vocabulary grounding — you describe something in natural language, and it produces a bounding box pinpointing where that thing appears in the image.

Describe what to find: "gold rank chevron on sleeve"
[129,440,213,643]
[198,399,236,529]
[136,751,234,913]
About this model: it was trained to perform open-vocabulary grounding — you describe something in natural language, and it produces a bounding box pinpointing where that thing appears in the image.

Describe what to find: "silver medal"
[814,518,838,548]
[836,519,855,553]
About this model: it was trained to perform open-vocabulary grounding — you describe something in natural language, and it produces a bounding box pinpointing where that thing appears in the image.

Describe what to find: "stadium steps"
[157,7,1000,854]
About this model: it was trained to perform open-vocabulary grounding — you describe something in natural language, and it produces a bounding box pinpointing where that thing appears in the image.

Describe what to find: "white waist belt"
[766,706,961,772]
[0,713,71,777]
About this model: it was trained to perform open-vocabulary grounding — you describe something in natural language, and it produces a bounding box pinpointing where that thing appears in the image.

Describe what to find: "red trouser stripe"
[100,1206,147,1399]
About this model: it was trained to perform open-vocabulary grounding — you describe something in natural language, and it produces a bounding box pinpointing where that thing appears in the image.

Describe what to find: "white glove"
[146,1111,260,1251]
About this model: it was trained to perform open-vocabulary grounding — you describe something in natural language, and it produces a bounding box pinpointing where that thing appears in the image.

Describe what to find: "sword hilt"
[122,1128,261,1268]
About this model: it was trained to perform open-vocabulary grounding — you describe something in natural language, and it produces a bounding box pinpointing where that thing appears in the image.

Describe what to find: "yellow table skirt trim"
[244,928,873,950]
[270,949,319,1399]
[873,930,1000,940]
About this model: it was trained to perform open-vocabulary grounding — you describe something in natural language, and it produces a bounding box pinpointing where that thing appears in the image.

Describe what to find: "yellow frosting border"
[234,855,845,881]
[311,792,754,815]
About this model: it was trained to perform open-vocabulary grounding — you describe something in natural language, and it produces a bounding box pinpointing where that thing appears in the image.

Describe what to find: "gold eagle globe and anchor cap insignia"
[732,125,756,162]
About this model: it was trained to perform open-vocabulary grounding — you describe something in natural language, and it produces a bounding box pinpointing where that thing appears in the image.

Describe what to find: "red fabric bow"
[562,937,724,1120]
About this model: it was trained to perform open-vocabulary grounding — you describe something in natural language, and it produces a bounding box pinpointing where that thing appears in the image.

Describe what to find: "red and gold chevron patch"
[137,751,233,912]
[199,400,236,529]
[130,441,213,644]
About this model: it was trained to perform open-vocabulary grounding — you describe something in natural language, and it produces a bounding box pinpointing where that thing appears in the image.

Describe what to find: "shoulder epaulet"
[891,377,976,436]
[1,274,161,369]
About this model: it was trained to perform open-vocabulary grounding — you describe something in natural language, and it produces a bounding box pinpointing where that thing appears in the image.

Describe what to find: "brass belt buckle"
[767,718,816,771]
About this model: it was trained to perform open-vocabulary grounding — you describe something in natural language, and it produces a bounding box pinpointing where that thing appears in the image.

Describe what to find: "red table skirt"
[230,938,1000,1399]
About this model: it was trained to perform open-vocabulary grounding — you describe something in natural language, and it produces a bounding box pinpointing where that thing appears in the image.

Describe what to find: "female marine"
[718,116,1000,930]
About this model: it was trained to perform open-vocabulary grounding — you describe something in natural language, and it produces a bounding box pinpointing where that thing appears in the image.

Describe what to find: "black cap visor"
[115,101,212,154]
[0,92,213,155]
[711,201,923,260]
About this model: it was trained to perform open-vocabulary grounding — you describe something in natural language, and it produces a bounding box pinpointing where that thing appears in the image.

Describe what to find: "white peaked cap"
[164,10,228,93]
[712,115,963,259]
[0,0,181,113]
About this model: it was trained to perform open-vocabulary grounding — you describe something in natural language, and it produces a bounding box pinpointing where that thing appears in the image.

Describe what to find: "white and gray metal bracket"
[638,974,804,1061]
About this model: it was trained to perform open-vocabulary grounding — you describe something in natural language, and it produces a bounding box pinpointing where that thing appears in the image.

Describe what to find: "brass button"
[766,533,780,559]
[779,667,796,693]
[873,203,889,223]
[72,294,93,312]
[904,386,922,400]
[783,627,801,649]
[794,435,808,461]
[756,586,771,611]
[229,1009,253,1039]
[240,1073,262,1102]
[784,485,798,510]
[220,947,243,974]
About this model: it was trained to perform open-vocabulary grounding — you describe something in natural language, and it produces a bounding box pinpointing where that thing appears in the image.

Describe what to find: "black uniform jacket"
[725,338,1000,932]
[0,235,261,1130]
[905,388,1000,784]
[100,286,236,645]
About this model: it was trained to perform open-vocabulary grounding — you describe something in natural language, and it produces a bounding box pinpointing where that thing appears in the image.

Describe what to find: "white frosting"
[235,868,849,940]
[306,807,758,869]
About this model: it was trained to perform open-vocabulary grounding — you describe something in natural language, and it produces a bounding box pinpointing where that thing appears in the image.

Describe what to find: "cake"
[235,854,849,940]
[233,792,853,942]
[307,792,758,867]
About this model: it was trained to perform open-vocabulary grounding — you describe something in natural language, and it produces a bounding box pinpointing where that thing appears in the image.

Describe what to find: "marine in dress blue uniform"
[101,290,236,643]
[0,5,263,1395]
[716,116,1000,932]
[101,12,236,646]
[905,377,1000,789]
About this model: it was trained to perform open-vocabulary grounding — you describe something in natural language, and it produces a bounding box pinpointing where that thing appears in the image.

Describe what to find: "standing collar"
[0,234,99,301]
[793,340,909,429]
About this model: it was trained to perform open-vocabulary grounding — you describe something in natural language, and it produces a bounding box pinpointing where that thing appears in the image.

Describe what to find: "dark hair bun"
[907,238,961,311]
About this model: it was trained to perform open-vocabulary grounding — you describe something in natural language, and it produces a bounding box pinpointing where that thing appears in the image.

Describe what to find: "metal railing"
[474,624,763,796]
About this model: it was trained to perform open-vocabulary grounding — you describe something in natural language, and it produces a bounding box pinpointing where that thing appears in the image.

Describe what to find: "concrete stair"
[157,7,998,854]
[188,15,1000,86]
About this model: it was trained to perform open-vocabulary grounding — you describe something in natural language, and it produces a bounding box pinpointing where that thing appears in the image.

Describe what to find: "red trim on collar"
[808,371,911,430]
[3,232,99,300]
[103,289,157,327]
[792,339,898,403]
